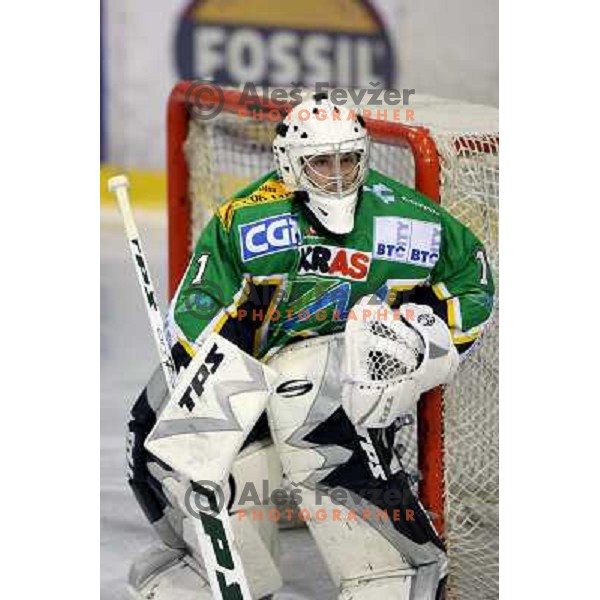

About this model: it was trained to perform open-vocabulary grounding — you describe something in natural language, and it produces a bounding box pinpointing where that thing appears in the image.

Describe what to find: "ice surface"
[100,213,335,599]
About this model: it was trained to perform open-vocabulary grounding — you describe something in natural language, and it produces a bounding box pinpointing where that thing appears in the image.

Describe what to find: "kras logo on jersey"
[239,214,302,261]
[299,245,371,281]
[175,0,395,88]
[373,217,441,268]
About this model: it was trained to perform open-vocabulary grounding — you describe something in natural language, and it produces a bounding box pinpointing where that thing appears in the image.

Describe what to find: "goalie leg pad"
[230,440,283,566]
[339,568,446,600]
[126,545,211,600]
[267,335,446,600]
[128,441,283,599]
[126,514,282,600]
[127,365,186,549]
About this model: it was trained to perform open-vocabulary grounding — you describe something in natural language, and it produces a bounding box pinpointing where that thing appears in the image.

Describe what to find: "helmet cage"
[287,139,370,201]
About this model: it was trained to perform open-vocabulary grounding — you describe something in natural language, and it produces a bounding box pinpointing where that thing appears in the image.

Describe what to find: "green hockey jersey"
[166,169,495,366]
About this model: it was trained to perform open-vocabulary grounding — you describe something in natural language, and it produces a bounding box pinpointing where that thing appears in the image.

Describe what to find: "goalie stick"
[108,175,253,600]
[108,175,176,389]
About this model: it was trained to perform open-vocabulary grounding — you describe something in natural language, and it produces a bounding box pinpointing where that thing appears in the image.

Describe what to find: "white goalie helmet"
[273,94,370,234]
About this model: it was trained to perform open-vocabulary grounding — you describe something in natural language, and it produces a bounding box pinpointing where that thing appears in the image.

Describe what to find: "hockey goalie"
[125,95,495,600]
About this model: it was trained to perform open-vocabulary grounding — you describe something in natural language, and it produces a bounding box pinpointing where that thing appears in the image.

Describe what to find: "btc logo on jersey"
[239,214,302,261]
[298,245,371,281]
[373,216,441,268]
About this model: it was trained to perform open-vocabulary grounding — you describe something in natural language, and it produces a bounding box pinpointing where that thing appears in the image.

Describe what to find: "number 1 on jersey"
[191,253,209,285]
[476,250,488,285]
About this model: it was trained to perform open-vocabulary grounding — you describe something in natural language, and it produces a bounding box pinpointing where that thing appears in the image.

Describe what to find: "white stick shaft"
[108,175,252,600]
[108,175,177,391]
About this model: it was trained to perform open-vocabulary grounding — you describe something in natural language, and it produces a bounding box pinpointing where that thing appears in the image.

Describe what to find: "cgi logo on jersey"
[373,217,441,268]
[299,245,371,281]
[240,214,302,261]
[175,0,395,88]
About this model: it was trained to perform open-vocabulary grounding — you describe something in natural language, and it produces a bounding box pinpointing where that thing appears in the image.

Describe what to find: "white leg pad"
[126,518,282,600]
[126,546,211,600]
[229,511,282,598]
[267,336,446,600]
[127,441,283,600]
[230,440,283,565]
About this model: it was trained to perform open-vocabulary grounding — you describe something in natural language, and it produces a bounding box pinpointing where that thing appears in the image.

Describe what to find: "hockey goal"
[166,82,499,599]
